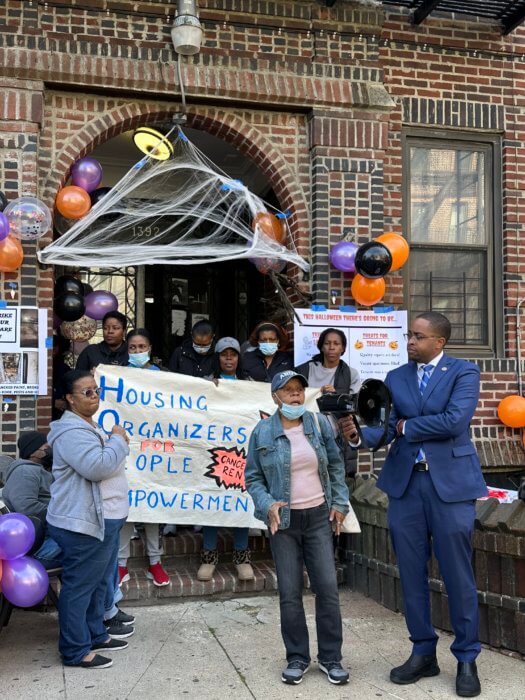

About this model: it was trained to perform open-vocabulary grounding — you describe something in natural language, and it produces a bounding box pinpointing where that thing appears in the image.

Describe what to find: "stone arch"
[41,102,311,259]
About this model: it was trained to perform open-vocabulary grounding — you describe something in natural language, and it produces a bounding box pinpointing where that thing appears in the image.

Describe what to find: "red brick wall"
[0,0,524,468]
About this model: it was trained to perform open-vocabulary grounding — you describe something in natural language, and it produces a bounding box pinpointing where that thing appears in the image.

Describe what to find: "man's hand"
[321,384,336,394]
[268,500,288,535]
[396,419,405,436]
[329,508,346,536]
[338,415,359,444]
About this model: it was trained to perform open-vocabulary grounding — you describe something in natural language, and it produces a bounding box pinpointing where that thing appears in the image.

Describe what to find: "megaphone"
[316,378,392,451]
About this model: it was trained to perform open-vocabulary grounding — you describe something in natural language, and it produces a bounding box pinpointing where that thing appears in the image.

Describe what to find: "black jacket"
[168,338,216,378]
[76,341,128,371]
[242,349,294,383]
[296,355,361,476]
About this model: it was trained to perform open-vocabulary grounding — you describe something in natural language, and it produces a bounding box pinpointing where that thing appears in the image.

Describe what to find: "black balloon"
[354,241,392,279]
[0,190,7,212]
[90,187,112,206]
[55,274,84,297]
[53,293,85,322]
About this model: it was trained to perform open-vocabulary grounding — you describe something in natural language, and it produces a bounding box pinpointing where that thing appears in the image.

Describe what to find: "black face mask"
[41,447,53,470]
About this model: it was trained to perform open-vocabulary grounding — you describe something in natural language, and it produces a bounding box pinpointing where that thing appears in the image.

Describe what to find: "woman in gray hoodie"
[47,370,130,669]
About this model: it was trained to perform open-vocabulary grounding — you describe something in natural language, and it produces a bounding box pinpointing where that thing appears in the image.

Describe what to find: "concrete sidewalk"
[0,590,522,699]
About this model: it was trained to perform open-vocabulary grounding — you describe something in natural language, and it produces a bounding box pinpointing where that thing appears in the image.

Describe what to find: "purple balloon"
[0,513,35,560]
[330,241,359,273]
[1,556,49,607]
[84,290,118,320]
[71,157,103,194]
[0,211,9,241]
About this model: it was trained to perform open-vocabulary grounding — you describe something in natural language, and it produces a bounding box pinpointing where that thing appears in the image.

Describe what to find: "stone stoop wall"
[340,476,525,657]
[0,0,524,470]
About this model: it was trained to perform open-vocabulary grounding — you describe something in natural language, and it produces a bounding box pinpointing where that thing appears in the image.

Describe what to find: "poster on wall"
[95,366,321,527]
[0,306,48,395]
[294,308,408,381]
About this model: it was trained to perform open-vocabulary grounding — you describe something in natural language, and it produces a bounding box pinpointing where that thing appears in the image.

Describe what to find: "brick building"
[0,0,524,480]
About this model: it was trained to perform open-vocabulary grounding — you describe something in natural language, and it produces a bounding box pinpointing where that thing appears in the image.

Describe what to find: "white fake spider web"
[38,127,309,272]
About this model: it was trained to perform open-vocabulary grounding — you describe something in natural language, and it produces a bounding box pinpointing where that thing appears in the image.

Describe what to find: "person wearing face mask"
[117,328,170,588]
[168,319,216,377]
[242,321,293,382]
[245,370,350,687]
[2,431,62,570]
[76,310,129,372]
[198,337,254,582]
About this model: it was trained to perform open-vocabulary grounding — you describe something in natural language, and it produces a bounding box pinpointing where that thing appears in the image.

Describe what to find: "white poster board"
[0,306,48,395]
[95,366,321,527]
[294,308,408,381]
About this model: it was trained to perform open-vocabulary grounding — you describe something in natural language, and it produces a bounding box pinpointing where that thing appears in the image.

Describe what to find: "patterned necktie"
[415,364,434,463]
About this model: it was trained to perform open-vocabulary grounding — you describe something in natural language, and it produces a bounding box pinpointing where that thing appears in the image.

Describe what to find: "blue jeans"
[34,535,62,570]
[269,502,343,664]
[103,558,123,621]
[47,518,126,665]
[202,526,249,551]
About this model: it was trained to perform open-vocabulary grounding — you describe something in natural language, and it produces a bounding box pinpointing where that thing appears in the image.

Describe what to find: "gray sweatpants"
[118,521,163,566]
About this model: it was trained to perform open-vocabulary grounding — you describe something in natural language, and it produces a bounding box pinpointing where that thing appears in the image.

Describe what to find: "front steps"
[120,529,343,604]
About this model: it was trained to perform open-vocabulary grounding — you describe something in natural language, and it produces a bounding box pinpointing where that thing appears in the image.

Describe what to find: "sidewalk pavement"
[0,589,522,699]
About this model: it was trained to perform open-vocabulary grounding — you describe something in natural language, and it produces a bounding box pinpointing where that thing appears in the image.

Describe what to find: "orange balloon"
[376,232,410,271]
[56,185,91,219]
[0,234,24,272]
[497,395,525,428]
[350,274,385,306]
[252,212,286,244]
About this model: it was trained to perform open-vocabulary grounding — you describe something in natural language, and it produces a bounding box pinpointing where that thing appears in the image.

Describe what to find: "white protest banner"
[95,366,321,527]
[0,306,48,395]
[294,308,408,381]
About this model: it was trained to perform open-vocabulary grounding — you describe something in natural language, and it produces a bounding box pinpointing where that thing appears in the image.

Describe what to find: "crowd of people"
[1,309,495,696]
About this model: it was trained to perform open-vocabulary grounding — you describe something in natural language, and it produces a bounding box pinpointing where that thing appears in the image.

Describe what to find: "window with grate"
[403,130,502,355]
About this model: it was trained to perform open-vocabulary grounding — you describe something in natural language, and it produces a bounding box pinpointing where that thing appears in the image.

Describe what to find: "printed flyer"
[0,306,48,395]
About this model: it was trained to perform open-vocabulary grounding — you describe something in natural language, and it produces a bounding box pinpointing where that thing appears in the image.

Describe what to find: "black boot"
[456,661,481,697]
[390,653,440,684]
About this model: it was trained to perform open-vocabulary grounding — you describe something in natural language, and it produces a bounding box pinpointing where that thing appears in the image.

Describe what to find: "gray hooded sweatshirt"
[47,411,129,541]
[2,459,52,520]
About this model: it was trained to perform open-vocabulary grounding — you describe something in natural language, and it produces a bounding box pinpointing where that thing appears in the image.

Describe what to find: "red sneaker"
[147,562,170,587]
[118,566,130,585]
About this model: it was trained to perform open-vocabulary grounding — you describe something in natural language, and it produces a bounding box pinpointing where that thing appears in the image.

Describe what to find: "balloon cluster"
[0,190,53,272]
[54,157,110,233]
[330,232,410,306]
[53,275,118,336]
[497,395,525,429]
[250,211,288,275]
[0,513,49,608]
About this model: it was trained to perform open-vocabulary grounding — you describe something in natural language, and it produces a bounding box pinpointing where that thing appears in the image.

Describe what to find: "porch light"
[171,0,203,56]
[132,127,174,161]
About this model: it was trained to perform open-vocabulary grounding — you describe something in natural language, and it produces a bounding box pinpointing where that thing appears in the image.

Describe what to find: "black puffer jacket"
[242,349,294,383]
[76,341,128,371]
[168,338,216,378]
[296,355,361,476]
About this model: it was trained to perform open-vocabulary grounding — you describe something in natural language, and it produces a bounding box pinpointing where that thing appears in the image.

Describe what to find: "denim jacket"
[245,410,349,529]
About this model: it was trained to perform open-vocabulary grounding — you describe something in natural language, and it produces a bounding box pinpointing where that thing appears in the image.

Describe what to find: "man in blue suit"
[354,312,487,697]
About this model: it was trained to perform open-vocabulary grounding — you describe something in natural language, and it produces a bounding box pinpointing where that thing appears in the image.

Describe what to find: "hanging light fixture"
[132,127,175,161]
[171,0,203,56]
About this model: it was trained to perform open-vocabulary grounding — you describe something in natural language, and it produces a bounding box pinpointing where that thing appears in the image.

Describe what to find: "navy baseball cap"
[271,370,308,393]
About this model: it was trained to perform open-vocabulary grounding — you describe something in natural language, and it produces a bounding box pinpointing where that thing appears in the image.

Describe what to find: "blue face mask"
[193,343,212,355]
[220,374,237,380]
[129,351,150,368]
[259,342,278,356]
[279,402,305,420]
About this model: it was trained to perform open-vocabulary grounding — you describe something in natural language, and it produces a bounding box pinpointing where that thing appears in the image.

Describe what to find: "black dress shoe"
[390,653,440,685]
[456,661,481,697]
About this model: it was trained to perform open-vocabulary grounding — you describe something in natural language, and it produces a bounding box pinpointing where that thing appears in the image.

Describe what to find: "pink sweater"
[284,425,325,510]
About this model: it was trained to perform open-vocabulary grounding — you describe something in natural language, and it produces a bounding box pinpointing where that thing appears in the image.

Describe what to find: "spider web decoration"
[38,127,309,272]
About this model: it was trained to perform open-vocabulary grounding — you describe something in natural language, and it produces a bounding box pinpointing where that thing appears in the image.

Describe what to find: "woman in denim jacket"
[245,370,350,687]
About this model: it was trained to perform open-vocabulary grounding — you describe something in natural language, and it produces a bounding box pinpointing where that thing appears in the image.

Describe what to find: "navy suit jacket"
[362,354,488,503]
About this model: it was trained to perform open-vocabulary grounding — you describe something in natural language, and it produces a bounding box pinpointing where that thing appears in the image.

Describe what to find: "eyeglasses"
[73,388,101,397]
[403,332,441,342]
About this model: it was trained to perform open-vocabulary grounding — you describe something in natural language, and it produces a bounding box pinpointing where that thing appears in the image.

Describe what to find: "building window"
[403,130,502,354]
